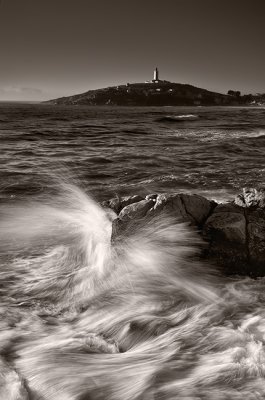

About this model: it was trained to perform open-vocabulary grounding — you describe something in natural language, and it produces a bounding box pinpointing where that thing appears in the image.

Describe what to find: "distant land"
[45,68,265,107]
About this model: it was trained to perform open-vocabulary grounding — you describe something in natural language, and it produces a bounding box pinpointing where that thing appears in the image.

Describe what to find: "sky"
[0,0,264,101]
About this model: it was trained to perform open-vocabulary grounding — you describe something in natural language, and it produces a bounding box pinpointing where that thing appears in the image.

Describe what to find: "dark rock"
[112,199,155,238]
[119,199,155,221]
[102,195,144,214]
[212,203,243,214]
[246,209,265,274]
[109,190,265,277]
[180,194,216,226]
[150,193,192,222]
[235,187,265,209]
[148,193,215,226]
[203,203,248,274]
[203,209,246,243]
[113,193,215,242]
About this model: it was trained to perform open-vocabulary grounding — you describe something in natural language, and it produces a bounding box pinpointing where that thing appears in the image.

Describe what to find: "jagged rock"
[235,187,265,209]
[102,195,144,214]
[148,193,215,226]
[119,199,155,221]
[114,193,215,238]
[114,193,215,227]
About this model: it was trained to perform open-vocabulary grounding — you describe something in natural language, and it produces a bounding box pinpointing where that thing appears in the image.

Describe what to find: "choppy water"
[1,103,265,202]
[1,104,265,399]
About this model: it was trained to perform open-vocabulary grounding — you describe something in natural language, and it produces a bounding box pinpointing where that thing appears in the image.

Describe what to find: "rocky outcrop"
[235,188,265,209]
[104,188,265,277]
[110,193,216,235]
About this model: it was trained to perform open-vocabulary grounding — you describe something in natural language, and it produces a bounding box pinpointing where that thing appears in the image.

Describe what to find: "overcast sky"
[0,0,264,101]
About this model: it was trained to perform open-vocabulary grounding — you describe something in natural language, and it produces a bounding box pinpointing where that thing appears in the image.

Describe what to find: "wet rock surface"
[105,189,265,277]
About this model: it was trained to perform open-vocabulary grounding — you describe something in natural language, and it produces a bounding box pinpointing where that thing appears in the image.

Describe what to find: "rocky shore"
[103,188,265,277]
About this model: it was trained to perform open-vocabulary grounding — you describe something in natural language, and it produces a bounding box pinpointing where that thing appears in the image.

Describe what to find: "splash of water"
[0,182,264,399]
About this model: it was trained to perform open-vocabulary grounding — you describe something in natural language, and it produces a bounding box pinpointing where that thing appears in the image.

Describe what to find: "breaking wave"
[156,114,198,122]
[0,182,264,399]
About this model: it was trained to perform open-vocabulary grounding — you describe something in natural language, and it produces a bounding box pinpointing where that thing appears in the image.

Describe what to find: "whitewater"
[0,182,265,400]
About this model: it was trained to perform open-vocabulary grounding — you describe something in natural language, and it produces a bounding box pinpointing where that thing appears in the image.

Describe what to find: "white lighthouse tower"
[153,67,159,82]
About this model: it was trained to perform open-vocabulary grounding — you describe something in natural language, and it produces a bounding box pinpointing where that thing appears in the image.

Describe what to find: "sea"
[1,102,265,203]
[1,103,265,399]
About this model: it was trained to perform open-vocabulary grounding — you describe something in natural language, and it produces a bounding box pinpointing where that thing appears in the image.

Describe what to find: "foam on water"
[0,181,265,399]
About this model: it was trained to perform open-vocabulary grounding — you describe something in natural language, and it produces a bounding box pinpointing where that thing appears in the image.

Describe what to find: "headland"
[45,68,264,106]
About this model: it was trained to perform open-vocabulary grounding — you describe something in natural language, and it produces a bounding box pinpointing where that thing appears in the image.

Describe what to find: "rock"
[203,207,246,243]
[149,193,215,226]
[112,199,155,237]
[113,192,215,242]
[150,193,192,222]
[203,203,248,274]
[108,190,265,277]
[235,187,265,209]
[210,203,243,214]
[145,194,158,201]
[119,199,155,221]
[246,209,265,274]
[180,194,216,226]
[102,195,144,214]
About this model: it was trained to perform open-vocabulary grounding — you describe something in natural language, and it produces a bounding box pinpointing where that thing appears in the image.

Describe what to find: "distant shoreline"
[43,81,265,107]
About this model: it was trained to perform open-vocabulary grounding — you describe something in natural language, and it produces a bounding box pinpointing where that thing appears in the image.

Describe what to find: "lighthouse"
[153,67,159,82]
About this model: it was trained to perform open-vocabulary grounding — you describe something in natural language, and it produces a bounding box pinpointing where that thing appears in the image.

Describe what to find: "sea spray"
[0,183,264,399]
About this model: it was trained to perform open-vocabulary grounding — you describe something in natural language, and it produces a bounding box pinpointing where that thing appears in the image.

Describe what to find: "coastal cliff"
[103,188,265,277]
[45,81,253,106]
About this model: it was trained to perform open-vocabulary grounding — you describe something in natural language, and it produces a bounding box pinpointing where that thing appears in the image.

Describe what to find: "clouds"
[3,86,43,95]
[0,86,44,101]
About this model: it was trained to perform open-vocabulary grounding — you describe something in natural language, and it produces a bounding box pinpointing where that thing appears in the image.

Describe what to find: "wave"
[0,181,264,399]
[156,114,199,122]
[246,130,265,138]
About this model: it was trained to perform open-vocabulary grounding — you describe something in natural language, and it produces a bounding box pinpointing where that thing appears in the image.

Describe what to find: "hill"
[45,81,253,106]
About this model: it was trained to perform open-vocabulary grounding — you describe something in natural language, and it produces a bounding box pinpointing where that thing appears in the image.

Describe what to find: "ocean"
[1,103,265,203]
[1,103,265,399]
